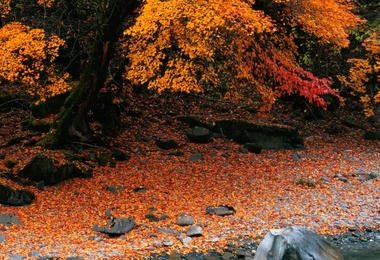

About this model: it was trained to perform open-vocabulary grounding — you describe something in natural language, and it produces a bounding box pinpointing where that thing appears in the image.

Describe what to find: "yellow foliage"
[124,0,360,110]
[290,0,363,48]
[0,22,70,100]
[124,0,278,105]
[37,0,55,8]
[0,0,11,17]
[338,31,380,117]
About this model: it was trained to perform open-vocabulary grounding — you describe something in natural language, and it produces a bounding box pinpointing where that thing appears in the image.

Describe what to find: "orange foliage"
[0,0,10,18]
[37,0,55,8]
[338,31,380,117]
[287,0,363,48]
[124,0,359,111]
[0,22,70,101]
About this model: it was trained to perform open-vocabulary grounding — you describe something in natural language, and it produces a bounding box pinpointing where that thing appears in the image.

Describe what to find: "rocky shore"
[145,229,380,260]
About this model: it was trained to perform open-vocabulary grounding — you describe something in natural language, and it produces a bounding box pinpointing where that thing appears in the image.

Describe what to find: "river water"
[340,247,380,260]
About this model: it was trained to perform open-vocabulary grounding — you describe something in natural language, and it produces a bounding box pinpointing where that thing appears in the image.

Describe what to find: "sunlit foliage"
[0,0,10,17]
[124,0,361,111]
[338,26,380,117]
[0,22,70,101]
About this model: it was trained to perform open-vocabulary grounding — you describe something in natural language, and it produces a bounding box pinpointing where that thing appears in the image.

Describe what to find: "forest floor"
[0,91,379,259]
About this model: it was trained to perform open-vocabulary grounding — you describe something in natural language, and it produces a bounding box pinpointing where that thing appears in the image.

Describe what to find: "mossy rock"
[30,93,69,118]
[3,158,18,169]
[214,119,303,149]
[6,136,25,146]
[341,118,366,130]
[96,153,116,167]
[111,148,130,161]
[156,139,179,150]
[21,119,51,133]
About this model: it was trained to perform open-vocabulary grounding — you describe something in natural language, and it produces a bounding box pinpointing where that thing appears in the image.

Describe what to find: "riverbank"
[146,229,380,260]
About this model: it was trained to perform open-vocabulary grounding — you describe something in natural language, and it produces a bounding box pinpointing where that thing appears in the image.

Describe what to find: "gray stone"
[163,239,174,246]
[187,126,212,143]
[28,251,42,257]
[93,217,135,235]
[178,236,192,246]
[187,226,203,237]
[0,213,24,226]
[254,226,343,260]
[153,239,163,247]
[0,234,5,243]
[189,152,203,162]
[206,205,236,216]
[176,215,195,226]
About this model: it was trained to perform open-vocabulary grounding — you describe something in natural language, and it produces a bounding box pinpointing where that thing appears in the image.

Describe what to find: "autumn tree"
[0,0,366,147]
[336,2,380,117]
[124,0,362,111]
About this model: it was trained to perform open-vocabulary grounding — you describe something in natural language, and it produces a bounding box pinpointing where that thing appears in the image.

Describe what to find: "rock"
[157,227,181,235]
[18,154,58,185]
[253,226,343,260]
[187,126,212,143]
[179,236,192,246]
[19,155,91,186]
[243,143,262,154]
[163,239,174,246]
[0,234,5,243]
[292,153,301,162]
[176,215,195,226]
[133,186,148,193]
[364,131,380,140]
[187,226,203,237]
[0,213,24,226]
[153,239,163,247]
[168,253,181,259]
[105,185,124,194]
[111,148,130,161]
[156,139,179,150]
[28,251,42,258]
[93,217,135,235]
[9,254,25,260]
[206,205,236,216]
[214,120,304,149]
[96,153,116,167]
[145,212,160,222]
[0,185,35,206]
[367,173,378,180]
[189,152,203,162]
[239,147,249,154]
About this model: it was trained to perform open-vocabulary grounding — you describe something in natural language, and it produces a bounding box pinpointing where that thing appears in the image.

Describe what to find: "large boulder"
[254,226,343,260]
[0,184,35,206]
[215,120,303,149]
[19,154,92,186]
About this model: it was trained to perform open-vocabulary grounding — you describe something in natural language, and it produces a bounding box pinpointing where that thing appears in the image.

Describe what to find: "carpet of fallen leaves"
[0,92,379,259]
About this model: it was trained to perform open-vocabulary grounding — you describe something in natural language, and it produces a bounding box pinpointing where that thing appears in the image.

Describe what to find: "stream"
[340,246,380,260]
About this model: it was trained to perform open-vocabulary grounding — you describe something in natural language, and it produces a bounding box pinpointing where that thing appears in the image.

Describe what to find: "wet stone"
[176,215,195,226]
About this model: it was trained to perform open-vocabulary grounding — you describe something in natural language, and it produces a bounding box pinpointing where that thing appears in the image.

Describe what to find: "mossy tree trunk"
[42,0,140,148]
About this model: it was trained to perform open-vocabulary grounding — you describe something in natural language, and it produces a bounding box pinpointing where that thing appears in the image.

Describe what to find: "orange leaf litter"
[0,135,379,259]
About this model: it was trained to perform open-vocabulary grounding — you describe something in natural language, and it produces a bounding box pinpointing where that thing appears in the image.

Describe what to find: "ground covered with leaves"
[0,92,379,259]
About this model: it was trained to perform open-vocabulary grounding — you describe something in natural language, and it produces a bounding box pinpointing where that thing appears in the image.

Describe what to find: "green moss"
[4,158,18,169]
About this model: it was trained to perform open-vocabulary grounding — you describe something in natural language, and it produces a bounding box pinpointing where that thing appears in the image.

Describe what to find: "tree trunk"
[42,0,140,148]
